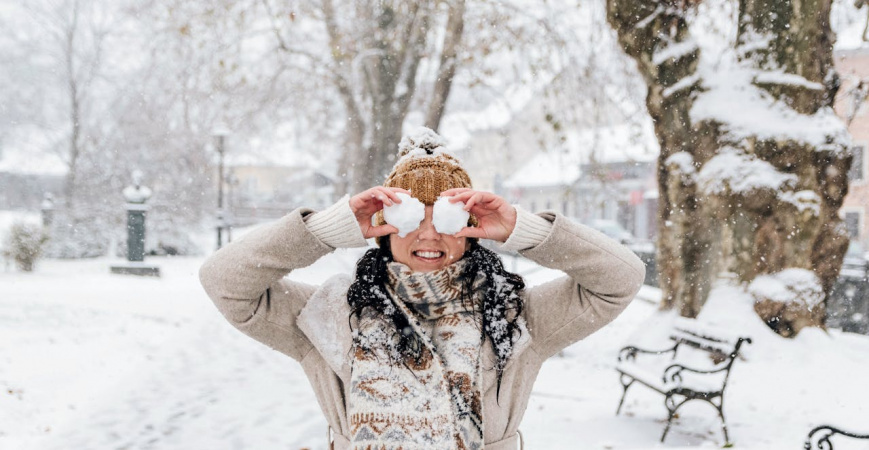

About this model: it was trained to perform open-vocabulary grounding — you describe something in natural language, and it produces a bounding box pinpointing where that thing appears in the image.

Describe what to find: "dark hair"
[347,238,525,394]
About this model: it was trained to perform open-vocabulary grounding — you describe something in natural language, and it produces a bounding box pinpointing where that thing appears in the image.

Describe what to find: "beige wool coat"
[199,199,645,449]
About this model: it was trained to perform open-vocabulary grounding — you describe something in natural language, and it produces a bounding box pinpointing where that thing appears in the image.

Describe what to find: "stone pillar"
[111,171,160,277]
[41,193,55,228]
[126,203,147,262]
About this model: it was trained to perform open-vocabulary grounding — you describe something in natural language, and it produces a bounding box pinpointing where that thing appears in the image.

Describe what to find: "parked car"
[842,240,869,279]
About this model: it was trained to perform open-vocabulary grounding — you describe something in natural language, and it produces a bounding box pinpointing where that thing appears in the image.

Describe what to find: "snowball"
[382,192,425,237]
[432,197,469,235]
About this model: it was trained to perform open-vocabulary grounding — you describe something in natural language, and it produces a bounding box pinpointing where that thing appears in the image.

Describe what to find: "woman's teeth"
[414,251,443,259]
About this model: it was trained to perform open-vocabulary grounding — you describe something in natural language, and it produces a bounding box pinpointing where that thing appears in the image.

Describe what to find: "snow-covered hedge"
[2,221,49,272]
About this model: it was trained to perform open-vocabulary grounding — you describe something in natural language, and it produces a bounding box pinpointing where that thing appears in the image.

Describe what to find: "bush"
[44,213,113,259]
[2,221,49,272]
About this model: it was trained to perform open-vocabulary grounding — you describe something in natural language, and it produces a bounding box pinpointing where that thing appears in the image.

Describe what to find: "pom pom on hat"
[396,127,449,159]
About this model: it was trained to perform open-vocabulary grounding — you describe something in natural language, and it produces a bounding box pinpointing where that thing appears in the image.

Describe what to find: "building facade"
[834,48,869,249]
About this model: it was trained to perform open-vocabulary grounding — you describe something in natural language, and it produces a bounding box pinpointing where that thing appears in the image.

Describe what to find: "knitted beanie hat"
[376,127,475,227]
[384,127,472,204]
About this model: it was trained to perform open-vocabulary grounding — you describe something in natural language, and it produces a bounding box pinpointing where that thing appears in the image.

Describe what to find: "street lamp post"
[213,126,230,249]
[226,171,238,244]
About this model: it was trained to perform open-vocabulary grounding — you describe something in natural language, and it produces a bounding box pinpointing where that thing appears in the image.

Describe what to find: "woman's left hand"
[441,188,517,242]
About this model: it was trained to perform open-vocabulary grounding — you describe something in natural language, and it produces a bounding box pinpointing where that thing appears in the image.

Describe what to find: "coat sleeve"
[198,207,344,361]
[520,213,646,359]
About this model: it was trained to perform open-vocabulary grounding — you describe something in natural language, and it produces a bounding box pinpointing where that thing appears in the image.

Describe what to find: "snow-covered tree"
[259,0,587,194]
[22,0,116,210]
[607,0,852,336]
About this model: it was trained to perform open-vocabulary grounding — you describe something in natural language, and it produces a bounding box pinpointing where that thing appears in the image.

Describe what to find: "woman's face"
[389,205,468,272]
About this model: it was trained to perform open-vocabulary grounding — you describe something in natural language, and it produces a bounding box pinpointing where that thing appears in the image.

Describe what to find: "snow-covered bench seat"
[805,425,869,449]
[615,317,751,444]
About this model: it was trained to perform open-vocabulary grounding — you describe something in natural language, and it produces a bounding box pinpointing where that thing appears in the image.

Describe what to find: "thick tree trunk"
[321,0,441,194]
[365,2,429,186]
[607,0,851,336]
[606,1,713,317]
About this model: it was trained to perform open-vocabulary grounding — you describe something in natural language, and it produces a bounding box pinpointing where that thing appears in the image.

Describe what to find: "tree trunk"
[64,0,82,210]
[425,0,465,132]
[321,0,436,195]
[607,0,851,336]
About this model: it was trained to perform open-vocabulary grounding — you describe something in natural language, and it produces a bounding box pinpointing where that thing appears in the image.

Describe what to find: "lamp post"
[213,125,230,249]
[225,171,238,243]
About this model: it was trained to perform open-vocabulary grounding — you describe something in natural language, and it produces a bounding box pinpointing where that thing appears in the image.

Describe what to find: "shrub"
[2,221,50,272]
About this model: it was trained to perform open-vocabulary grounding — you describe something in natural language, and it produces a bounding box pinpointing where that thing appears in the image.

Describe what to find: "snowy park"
[5,0,869,449]
[2,247,869,450]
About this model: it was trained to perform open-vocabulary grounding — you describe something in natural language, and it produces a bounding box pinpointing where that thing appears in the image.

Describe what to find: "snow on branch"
[665,151,696,175]
[697,147,796,196]
[753,72,824,91]
[652,40,699,66]
[735,29,773,59]
[691,66,849,148]
[748,268,824,309]
[634,5,663,30]
[779,190,821,216]
[662,73,701,99]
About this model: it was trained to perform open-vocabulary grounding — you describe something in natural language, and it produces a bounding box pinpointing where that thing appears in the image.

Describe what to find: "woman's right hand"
[349,187,409,239]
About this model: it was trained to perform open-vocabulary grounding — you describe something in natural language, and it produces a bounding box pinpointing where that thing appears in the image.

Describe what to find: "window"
[849,144,865,183]
[844,211,861,239]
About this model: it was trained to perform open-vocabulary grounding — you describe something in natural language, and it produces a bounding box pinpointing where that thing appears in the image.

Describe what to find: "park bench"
[805,425,869,449]
[614,317,751,443]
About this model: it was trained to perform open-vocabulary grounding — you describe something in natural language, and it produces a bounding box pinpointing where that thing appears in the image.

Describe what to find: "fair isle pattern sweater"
[349,261,486,449]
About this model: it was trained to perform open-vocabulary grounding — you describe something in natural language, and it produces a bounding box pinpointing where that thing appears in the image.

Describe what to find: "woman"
[199,128,645,449]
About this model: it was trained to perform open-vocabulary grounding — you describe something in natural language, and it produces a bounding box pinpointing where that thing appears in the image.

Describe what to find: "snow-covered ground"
[2,250,868,450]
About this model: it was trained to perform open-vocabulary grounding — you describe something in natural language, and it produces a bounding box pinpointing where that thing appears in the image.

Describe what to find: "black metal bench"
[615,317,751,443]
[805,425,869,449]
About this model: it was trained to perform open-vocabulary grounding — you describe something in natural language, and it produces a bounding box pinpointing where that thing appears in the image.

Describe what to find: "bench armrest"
[662,363,728,386]
[618,344,678,362]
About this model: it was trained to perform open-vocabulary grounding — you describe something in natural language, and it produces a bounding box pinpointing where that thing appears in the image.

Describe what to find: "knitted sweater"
[199,198,645,449]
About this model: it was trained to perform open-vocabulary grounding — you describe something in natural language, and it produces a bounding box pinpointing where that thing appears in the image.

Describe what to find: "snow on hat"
[383,127,472,205]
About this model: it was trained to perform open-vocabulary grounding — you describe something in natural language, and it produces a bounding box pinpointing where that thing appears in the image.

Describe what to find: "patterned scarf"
[348,260,485,450]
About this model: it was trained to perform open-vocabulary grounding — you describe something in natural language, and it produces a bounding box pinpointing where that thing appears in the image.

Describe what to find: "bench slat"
[672,317,748,345]
[671,331,733,356]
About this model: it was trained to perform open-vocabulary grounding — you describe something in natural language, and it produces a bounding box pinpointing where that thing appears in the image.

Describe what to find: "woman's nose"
[417,212,440,240]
